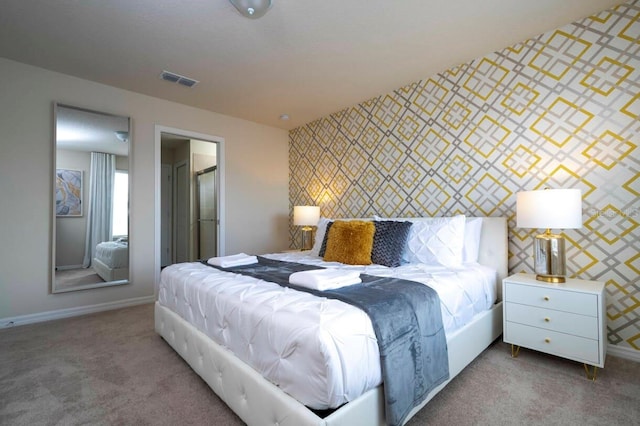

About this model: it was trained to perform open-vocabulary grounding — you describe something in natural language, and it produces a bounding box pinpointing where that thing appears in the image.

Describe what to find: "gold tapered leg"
[584,364,598,381]
[511,344,521,358]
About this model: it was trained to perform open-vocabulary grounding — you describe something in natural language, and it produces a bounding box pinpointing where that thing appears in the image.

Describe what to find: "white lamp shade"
[516,189,582,230]
[293,206,320,227]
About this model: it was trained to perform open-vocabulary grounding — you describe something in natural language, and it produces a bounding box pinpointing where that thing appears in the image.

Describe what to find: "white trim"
[173,159,189,263]
[607,343,640,363]
[154,125,225,300]
[0,296,154,329]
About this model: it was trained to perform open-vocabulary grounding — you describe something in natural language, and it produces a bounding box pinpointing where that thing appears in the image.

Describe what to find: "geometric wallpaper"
[289,0,640,352]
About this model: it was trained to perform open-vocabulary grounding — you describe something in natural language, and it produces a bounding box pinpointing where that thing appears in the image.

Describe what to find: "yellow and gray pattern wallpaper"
[289,0,640,351]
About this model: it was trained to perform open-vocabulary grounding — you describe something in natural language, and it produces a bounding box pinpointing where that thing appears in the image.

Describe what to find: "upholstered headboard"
[330,215,508,300]
[474,217,508,299]
[368,216,508,300]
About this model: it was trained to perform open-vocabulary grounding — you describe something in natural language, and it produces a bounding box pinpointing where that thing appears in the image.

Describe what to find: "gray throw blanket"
[203,256,449,426]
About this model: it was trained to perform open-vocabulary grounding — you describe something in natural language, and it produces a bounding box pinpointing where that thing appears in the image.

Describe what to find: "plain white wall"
[0,58,289,319]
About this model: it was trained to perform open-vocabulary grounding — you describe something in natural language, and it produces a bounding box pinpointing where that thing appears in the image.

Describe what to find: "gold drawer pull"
[544,317,550,322]
[544,296,550,301]
[545,338,551,343]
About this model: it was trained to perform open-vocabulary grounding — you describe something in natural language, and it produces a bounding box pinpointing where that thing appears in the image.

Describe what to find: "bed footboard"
[155,302,327,426]
[155,300,502,426]
[93,257,128,282]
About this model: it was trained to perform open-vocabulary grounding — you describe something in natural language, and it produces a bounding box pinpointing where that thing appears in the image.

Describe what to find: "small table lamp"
[293,206,320,251]
[516,188,582,283]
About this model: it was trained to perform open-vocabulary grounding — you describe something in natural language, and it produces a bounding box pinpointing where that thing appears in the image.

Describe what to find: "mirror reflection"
[53,104,130,293]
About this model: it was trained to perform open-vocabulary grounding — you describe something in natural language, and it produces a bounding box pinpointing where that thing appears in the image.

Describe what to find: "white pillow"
[403,215,466,267]
[309,217,332,256]
[463,217,483,263]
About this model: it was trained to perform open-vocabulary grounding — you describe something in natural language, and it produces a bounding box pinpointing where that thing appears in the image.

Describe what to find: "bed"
[92,240,129,282]
[155,216,507,425]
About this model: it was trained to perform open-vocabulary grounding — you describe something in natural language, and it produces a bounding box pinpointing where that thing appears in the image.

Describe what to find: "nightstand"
[502,273,606,380]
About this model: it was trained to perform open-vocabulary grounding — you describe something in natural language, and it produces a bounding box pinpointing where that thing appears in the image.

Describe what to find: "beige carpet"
[55,267,105,290]
[0,303,638,426]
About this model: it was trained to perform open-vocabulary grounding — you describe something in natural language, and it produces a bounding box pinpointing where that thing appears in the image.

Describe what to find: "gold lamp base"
[534,230,567,283]
[535,274,566,284]
[300,226,313,251]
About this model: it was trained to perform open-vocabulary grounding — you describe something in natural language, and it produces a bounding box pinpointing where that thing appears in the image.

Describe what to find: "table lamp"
[293,206,320,250]
[516,188,582,283]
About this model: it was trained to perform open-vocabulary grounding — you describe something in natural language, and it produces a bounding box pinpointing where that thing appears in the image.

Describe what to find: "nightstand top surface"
[505,273,604,293]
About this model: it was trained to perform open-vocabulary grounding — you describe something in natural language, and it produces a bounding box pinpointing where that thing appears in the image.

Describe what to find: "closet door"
[197,166,217,259]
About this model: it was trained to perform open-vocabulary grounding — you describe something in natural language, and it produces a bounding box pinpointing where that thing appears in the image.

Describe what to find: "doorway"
[155,126,225,295]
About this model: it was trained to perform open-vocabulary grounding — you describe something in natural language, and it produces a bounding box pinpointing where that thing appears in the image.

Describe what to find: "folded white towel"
[289,269,362,291]
[207,253,258,268]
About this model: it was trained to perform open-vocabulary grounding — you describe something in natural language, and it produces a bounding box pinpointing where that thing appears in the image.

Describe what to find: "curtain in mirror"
[83,152,115,267]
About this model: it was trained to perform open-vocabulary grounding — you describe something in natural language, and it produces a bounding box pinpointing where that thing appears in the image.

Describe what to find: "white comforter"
[157,252,497,409]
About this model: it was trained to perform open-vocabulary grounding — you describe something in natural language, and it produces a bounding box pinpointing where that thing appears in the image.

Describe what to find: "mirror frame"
[52,103,131,293]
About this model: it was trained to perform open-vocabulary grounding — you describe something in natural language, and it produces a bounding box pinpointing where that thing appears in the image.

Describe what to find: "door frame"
[160,163,172,267]
[196,165,218,260]
[173,159,189,263]
[154,125,225,298]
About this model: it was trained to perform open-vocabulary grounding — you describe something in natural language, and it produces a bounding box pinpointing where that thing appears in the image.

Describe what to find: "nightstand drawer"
[505,302,598,339]
[505,322,600,365]
[505,283,596,316]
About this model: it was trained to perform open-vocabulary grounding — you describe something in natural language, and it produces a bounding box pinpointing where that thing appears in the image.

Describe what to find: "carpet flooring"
[55,268,105,291]
[1,303,638,425]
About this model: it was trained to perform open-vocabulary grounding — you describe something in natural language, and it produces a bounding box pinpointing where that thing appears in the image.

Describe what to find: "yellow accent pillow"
[323,220,375,265]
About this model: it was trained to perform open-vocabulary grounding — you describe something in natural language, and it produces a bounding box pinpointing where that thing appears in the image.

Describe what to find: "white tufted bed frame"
[155,217,508,426]
[93,257,128,282]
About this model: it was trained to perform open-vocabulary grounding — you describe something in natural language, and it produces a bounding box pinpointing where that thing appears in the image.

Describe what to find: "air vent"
[160,70,199,88]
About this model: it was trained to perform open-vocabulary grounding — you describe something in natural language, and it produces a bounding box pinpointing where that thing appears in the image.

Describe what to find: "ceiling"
[56,104,130,156]
[0,0,622,130]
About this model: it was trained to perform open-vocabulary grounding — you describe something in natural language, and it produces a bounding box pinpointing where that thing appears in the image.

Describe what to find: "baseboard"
[0,296,155,328]
[56,264,84,271]
[607,343,640,363]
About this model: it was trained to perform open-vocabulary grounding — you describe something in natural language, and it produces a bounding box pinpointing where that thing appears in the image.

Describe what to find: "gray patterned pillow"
[371,220,413,267]
[318,221,334,257]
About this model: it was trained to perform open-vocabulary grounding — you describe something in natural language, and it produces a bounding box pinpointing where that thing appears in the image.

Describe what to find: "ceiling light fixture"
[229,0,272,19]
[114,131,129,143]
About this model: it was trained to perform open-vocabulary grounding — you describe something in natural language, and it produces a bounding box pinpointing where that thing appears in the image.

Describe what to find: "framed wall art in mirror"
[52,103,131,293]
[55,168,83,217]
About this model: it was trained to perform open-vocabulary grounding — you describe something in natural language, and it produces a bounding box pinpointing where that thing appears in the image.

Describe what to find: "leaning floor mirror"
[52,103,131,293]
